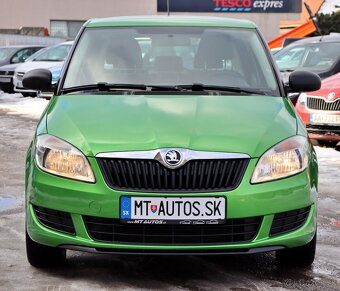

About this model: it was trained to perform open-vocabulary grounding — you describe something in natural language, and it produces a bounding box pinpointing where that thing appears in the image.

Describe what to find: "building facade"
[0,0,303,40]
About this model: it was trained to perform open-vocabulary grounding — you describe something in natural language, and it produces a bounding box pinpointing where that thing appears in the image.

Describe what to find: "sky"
[319,0,340,14]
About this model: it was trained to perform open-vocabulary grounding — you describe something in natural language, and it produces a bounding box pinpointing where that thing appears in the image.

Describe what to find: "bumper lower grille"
[97,158,249,192]
[33,205,75,235]
[307,96,340,111]
[270,207,310,236]
[306,124,340,136]
[83,216,262,245]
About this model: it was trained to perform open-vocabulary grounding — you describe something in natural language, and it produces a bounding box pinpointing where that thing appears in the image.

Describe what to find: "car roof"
[59,41,74,45]
[0,45,45,49]
[292,33,340,45]
[85,16,257,29]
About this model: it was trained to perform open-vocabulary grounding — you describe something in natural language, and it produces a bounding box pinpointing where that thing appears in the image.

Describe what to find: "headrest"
[106,37,142,69]
[194,33,234,69]
[153,56,184,72]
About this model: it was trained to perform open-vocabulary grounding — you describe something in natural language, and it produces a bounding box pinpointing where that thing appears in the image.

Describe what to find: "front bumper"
[26,157,318,253]
[296,103,340,142]
[13,74,36,94]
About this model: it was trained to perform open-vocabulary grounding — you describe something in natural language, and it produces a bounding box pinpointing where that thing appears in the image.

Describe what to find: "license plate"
[120,196,226,225]
[0,77,11,83]
[310,114,340,125]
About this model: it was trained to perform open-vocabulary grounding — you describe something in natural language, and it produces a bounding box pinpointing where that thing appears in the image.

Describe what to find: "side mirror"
[11,57,20,64]
[22,69,52,91]
[288,70,321,93]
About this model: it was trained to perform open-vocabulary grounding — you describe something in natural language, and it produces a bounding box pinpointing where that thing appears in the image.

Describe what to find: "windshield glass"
[25,48,47,62]
[33,44,71,62]
[274,42,340,72]
[0,47,16,61]
[63,27,279,95]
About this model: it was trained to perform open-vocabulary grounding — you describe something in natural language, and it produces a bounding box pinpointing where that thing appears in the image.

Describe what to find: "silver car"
[13,41,72,97]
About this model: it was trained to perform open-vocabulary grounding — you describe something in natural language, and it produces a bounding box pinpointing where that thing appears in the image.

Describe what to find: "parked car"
[38,64,62,99]
[13,41,72,97]
[23,16,320,269]
[0,45,45,67]
[274,34,340,83]
[0,48,47,93]
[296,72,340,148]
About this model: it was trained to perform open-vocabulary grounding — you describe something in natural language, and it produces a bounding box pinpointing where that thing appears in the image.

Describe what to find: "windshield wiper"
[61,83,149,94]
[34,59,63,62]
[177,84,267,95]
[280,69,295,73]
[61,83,266,95]
[61,83,185,94]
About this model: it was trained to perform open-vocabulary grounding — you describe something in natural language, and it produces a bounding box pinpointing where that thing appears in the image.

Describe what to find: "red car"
[296,72,340,149]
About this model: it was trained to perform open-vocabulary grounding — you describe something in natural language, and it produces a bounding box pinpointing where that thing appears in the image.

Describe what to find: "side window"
[275,47,306,70]
[32,47,42,54]
[11,48,32,63]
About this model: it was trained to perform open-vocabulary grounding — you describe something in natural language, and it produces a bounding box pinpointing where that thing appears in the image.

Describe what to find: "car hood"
[309,72,340,100]
[15,61,64,73]
[46,94,298,158]
[0,63,19,71]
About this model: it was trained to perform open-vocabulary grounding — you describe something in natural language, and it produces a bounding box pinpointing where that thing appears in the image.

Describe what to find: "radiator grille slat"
[307,96,340,111]
[97,158,249,192]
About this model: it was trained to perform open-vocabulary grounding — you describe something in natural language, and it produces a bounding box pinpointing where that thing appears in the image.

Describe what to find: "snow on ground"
[315,145,340,162]
[0,91,339,160]
[0,91,49,119]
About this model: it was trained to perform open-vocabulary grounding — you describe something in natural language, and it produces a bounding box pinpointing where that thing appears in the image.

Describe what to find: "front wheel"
[26,231,66,268]
[276,232,316,267]
[21,92,37,97]
[317,140,338,148]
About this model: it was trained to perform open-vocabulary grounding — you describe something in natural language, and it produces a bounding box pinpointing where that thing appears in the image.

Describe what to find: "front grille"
[306,124,340,136]
[0,70,14,76]
[270,207,310,236]
[307,96,340,111]
[97,158,249,192]
[16,72,25,81]
[33,205,75,235]
[83,216,262,245]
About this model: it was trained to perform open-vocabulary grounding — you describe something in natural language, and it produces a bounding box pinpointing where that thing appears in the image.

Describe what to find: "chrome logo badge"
[328,92,336,100]
[164,150,182,167]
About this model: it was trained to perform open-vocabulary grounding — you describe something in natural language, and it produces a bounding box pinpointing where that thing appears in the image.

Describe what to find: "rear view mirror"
[11,57,20,64]
[288,70,321,93]
[22,69,52,91]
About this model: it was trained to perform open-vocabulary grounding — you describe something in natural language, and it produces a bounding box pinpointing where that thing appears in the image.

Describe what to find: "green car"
[24,16,321,268]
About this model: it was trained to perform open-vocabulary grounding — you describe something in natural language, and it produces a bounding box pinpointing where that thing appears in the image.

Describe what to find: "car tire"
[276,232,316,267]
[26,231,66,268]
[21,92,37,97]
[317,140,338,148]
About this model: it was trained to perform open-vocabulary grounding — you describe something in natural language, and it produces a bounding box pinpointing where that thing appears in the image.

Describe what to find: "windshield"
[274,42,340,72]
[63,27,279,95]
[33,44,71,62]
[0,47,16,61]
[25,48,47,62]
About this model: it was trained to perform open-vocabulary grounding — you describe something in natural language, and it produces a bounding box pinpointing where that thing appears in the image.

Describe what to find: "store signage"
[157,0,302,13]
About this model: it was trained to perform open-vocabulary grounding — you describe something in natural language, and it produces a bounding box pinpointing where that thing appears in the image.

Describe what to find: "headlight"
[251,136,309,184]
[297,93,307,105]
[35,134,95,182]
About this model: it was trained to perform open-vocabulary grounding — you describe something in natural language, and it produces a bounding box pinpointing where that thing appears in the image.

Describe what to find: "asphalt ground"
[0,102,339,291]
